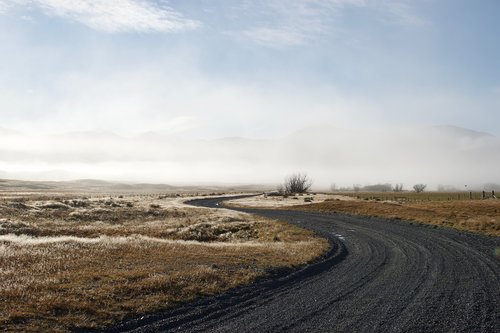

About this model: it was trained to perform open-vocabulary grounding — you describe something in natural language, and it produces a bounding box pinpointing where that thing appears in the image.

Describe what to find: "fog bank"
[0,125,498,190]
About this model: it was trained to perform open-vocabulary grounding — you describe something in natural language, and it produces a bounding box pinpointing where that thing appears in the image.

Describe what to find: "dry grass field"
[296,196,500,236]
[0,193,328,332]
[230,193,500,237]
[296,199,500,236]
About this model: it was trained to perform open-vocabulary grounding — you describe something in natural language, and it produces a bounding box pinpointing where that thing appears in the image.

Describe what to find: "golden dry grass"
[0,194,328,332]
[291,198,500,236]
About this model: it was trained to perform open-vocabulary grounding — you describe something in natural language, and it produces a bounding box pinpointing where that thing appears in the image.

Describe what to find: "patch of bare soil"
[226,193,353,208]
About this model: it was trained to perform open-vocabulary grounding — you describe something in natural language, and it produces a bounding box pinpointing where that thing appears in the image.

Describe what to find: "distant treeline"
[331,182,500,193]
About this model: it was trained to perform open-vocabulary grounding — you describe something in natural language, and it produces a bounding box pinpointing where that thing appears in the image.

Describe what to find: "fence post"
[482,191,486,199]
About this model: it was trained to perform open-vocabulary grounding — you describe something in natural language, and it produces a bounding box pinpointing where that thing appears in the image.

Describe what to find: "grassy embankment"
[227,192,499,236]
[0,193,328,332]
[294,192,500,236]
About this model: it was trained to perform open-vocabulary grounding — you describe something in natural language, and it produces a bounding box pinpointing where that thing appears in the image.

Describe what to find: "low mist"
[1,125,498,190]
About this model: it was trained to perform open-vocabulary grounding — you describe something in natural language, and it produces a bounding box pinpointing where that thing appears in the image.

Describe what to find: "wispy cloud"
[240,0,427,47]
[243,27,305,47]
[2,0,200,32]
[239,0,331,47]
[381,0,428,26]
[0,0,11,13]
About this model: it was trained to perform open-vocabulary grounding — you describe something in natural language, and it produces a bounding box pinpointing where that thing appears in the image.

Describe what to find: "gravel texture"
[105,196,500,333]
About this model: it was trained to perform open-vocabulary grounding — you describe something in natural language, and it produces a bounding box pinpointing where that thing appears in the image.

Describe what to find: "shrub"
[283,173,312,194]
[413,184,427,193]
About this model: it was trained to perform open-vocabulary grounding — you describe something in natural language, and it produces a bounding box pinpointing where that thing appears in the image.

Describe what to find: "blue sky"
[1,0,499,138]
[0,1,499,185]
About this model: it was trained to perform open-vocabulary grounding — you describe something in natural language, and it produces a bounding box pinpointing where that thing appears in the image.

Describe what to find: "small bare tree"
[283,173,312,194]
[413,184,427,193]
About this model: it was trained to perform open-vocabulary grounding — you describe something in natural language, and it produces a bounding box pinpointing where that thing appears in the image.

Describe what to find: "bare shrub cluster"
[281,173,312,194]
[413,184,427,193]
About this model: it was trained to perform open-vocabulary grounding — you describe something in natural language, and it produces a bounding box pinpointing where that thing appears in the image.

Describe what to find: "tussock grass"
[0,194,328,332]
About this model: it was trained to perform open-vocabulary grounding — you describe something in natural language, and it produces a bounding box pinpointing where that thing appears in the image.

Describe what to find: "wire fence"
[338,191,497,202]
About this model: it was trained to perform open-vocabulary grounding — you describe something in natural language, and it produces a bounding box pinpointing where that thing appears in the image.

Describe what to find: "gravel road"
[107,196,500,333]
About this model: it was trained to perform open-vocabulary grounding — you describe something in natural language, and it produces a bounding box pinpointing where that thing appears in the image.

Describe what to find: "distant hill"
[0,178,272,194]
[431,125,494,139]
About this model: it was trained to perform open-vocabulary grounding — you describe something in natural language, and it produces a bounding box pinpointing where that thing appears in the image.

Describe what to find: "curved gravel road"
[108,196,500,333]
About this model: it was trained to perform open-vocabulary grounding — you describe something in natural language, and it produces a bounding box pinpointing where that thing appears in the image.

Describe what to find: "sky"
[0,0,499,188]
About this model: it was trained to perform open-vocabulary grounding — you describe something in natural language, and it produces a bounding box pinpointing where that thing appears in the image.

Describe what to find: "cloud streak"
[2,0,200,32]
[239,0,427,47]
[0,1,9,13]
[243,27,306,47]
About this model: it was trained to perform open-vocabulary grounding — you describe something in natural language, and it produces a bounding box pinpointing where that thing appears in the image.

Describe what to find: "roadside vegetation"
[230,192,499,236]
[278,173,312,195]
[0,193,328,332]
[294,195,500,236]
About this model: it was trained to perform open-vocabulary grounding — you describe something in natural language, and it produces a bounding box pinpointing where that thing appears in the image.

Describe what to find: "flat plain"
[2,185,499,332]
[0,190,327,332]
